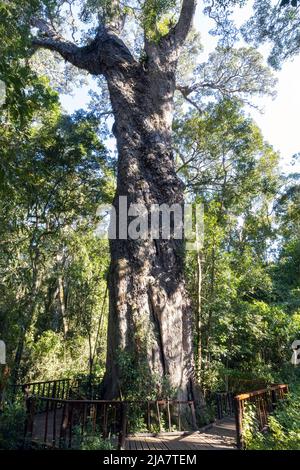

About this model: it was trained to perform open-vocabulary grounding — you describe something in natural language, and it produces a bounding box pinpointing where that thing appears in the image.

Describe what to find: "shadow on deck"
[125,417,236,450]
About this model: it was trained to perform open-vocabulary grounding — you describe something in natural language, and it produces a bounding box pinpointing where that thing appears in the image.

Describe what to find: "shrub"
[244,385,300,450]
[0,401,26,449]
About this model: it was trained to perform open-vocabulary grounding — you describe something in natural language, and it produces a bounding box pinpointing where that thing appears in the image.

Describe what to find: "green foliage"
[72,423,116,450]
[0,101,112,384]
[175,99,279,206]
[116,349,177,401]
[25,331,100,380]
[244,384,300,449]
[242,0,300,69]
[197,47,276,101]
[80,435,116,450]
[142,0,177,41]
[1,0,300,452]
[0,401,26,449]
[179,99,300,394]
[0,1,58,123]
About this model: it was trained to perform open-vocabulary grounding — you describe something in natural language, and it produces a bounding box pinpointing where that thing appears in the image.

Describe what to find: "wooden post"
[229,392,234,415]
[50,382,56,411]
[113,404,117,435]
[167,399,172,432]
[234,397,243,450]
[61,381,65,400]
[0,365,10,411]
[44,399,49,444]
[52,401,57,447]
[103,404,108,438]
[24,396,36,441]
[82,403,87,436]
[68,403,74,448]
[92,404,97,432]
[118,402,128,450]
[59,403,69,448]
[57,381,61,400]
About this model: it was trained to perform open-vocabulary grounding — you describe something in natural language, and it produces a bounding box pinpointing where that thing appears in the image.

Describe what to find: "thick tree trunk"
[102,64,196,401]
[31,0,200,409]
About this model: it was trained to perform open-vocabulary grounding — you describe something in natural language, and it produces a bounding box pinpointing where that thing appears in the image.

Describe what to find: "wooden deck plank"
[143,437,163,451]
[144,437,158,450]
[175,434,215,450]
[29,411,237,450]
[157,439,174,451]
[134,438,144,451]
[140,438,151,451]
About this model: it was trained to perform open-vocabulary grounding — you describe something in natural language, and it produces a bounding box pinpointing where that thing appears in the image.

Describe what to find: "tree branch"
[176,85,203,113]
[31,18,101,74]
[173,0,197,46]
[31,18,135,76]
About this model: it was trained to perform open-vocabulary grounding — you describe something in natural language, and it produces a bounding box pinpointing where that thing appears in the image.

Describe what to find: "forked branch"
[31,18,99,73]
[31,17,135,76]
[173,0,197,46]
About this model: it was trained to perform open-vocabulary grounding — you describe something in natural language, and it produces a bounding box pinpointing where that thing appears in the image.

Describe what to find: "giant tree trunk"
[102,61,196,401]
[31,0,199,402]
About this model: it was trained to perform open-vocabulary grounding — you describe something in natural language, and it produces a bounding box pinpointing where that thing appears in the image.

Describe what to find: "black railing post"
[24,395,36,445]
[118,402,128,450]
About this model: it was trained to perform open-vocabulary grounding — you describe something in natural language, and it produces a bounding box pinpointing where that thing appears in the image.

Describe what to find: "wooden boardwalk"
[30,411,236,450]
[125,418,237,450]
[22,379,288,451]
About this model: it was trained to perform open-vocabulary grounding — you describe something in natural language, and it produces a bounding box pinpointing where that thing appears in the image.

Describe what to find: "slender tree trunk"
[58,274,68,340]
[196,250,202,380]
[102,65,197,401]
[205,238,216,364]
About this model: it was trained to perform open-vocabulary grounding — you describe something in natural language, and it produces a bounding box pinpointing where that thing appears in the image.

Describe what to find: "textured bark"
[33,0,200,403]
[102,57,195,400]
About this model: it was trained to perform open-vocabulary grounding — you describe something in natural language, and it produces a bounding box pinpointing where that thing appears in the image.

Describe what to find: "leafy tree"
[1,0,299,405]
[176,99,299,390]
[272,170,300,312]
[242,0,300,69]
[0,0,281,401]
[0,100,113,385]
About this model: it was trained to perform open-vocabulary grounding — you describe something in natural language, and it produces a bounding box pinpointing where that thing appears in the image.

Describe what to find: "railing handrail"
[18,377,76,387]
[23,394,198,450]
[234,383,288,449]
[28,396,195,405]
[235,384,288,402]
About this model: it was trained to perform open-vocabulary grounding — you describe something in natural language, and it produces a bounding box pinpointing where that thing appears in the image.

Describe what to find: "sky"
[194,2,300,175]
[60,1,300,175]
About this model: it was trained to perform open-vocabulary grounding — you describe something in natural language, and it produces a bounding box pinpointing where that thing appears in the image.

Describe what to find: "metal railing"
[21,378,79,403]
[234,384,288,449]
[23,396,199,450]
